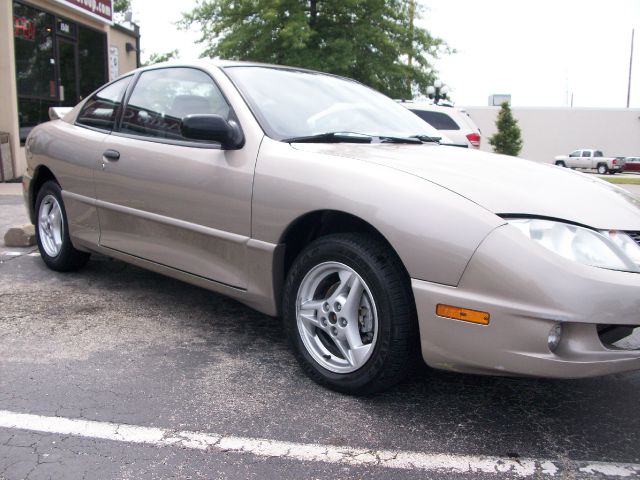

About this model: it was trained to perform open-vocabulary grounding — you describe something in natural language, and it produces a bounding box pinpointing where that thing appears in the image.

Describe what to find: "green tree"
[113,0,131,13]
[143,49,179,66]
[179,0,447,98]
[489,102,523,156]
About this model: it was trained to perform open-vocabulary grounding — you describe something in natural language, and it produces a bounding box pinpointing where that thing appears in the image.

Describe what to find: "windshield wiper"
[377,135,423,144]
[283,132,435,145]
[283,132,373,143]
[409,134,442,143]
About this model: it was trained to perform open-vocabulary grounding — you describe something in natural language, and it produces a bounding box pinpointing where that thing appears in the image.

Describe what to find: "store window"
[12,1,108,144]
[13,3,55,98]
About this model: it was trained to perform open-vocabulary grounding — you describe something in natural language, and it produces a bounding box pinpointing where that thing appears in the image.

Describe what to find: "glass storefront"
[13,1,108,143]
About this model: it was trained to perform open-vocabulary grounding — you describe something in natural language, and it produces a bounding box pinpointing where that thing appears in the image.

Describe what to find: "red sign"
[14,16,36,41]
[55,0,113,23]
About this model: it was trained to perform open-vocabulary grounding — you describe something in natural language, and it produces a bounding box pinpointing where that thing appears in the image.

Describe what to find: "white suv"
[399,101,482,149]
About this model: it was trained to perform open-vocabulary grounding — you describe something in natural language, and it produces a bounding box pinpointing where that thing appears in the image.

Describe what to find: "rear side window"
[582,151,591,157]
[76,76,131,131]
[120,68,230,141]
[594,151,603,157]
[410,110,460,130]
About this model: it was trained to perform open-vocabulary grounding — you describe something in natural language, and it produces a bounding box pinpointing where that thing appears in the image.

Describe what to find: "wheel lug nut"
[330,326,338,336]
[321,317,328,327]
[322,302,330,313]
[335,302,342,312]
[339,317,347,327]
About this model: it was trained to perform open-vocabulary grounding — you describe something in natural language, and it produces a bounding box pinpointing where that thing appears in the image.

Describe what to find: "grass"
[597,176,640,185]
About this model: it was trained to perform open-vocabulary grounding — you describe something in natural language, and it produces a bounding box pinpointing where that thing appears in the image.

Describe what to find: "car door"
[58,75,133,247]
[94,66,257,289]
[567,150,580,168]
[581,150,593,169]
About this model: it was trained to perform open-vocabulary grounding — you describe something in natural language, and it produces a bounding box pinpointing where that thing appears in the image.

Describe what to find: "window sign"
[14,16,35,41]
[56,19,76,37]
[109,46,119,81]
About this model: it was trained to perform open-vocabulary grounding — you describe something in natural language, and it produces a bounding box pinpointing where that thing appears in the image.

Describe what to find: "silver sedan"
[23,61,640,394]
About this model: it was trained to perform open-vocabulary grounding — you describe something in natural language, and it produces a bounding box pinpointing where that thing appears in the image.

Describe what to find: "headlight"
[508,219,640,273]
[603,230,640,267]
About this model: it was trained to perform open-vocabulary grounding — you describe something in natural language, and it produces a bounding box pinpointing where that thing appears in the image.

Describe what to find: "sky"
[131,0,640,108]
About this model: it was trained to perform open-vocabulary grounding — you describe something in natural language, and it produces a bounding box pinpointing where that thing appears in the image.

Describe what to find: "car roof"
[134,59,341,77]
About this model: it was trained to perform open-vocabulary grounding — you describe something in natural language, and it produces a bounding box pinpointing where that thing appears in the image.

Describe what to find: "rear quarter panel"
[27,120,104,247]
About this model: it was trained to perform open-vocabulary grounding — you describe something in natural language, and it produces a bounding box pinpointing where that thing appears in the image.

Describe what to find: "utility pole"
[627,28,635,108]
[408,0,415,68]
[407,0,415,96]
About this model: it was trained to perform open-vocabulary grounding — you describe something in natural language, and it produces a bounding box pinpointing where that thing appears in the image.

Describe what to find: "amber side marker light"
[436,304,490,325]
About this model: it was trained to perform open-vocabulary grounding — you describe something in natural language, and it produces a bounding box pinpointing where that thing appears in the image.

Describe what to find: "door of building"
[56,37,79,106]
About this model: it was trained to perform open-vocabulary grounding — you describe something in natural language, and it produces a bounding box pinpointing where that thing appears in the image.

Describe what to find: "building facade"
[465,107,640,163]
[0,0,140,181]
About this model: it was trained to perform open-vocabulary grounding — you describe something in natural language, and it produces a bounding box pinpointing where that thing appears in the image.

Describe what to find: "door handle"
[103,149,120,161]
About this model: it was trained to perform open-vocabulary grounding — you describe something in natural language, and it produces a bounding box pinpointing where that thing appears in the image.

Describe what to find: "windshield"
[224,66,441,141]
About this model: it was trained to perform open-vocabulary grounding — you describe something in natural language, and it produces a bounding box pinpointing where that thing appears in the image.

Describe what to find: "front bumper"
[413,224,640,378]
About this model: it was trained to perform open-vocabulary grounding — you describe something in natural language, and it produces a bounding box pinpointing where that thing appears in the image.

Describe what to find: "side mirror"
[180,114,244,149]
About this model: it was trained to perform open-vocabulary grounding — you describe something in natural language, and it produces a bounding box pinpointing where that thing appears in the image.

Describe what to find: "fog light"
[548,323,563,353]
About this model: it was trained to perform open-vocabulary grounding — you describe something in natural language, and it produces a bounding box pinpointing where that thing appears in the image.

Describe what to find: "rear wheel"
[35,181,90,272]
[597,163,608,175]
[282,233,417,395]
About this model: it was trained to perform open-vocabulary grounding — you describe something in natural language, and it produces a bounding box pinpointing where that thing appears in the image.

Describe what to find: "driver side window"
[120,67,230,141]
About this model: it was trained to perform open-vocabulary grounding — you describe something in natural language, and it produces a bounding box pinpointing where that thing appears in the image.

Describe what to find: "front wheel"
[282,233,417,395]
[555,161,566,168]
[35,180,90,272]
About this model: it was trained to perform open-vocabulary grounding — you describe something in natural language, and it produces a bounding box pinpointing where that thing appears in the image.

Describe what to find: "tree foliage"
[179,0,447,98]
[143,50,180,66]
[489,102,523,156]
[113,0,131,13]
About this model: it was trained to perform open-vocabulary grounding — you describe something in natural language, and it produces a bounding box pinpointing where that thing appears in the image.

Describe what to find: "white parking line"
[0,410,639,477]
[0,251,39,257]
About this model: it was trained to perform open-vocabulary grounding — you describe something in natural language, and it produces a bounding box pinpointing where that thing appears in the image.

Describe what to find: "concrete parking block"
[4,224,35,247]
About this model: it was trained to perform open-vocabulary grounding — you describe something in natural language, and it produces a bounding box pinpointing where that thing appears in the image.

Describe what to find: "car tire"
[35,180,90,272]
[597,164,608,175]
[282,233,418,395]
[555,161,566,168]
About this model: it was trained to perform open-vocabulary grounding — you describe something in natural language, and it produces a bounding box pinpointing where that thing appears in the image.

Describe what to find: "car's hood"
[292,143,640,230]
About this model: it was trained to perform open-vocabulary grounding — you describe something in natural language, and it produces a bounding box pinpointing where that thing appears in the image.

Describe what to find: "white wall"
[464,107,640,163]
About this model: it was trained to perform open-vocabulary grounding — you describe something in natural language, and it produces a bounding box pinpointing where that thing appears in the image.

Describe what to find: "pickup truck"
[554,149,625,174]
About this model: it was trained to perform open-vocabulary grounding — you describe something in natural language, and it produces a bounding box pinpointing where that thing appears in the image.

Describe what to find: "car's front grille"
[626,231,640,247]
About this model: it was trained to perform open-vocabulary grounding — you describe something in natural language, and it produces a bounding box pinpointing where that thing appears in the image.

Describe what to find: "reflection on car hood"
[292,143,640,230]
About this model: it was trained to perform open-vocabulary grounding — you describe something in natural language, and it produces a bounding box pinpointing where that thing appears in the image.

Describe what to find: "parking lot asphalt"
[2,187,640,479]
